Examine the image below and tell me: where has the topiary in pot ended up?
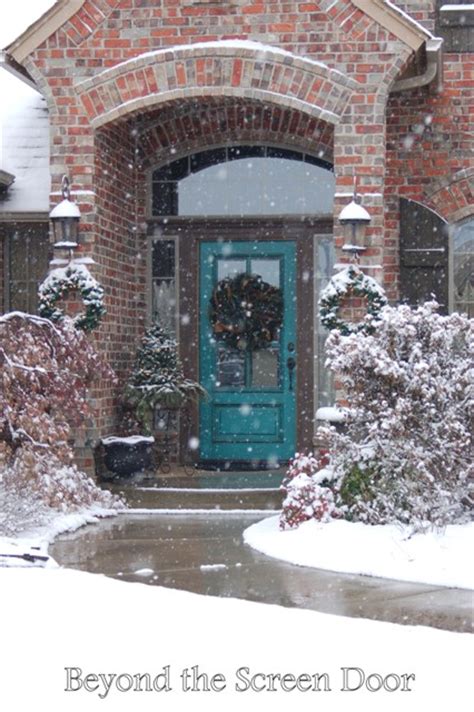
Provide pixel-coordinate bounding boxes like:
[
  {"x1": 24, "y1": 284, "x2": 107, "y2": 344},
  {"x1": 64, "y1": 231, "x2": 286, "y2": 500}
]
[{"x1": 124, "y1": 321, "x2": 206, "y2": 435}]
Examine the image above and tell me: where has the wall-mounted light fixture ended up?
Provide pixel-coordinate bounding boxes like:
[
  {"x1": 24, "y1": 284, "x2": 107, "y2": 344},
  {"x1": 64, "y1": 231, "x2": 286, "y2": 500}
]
[
  {"x1": 338, "y1": 182, "x2": 371, "y2": 262},
  {"x1": 50, "y1": 176, "x2": 81, "y2": 250}
]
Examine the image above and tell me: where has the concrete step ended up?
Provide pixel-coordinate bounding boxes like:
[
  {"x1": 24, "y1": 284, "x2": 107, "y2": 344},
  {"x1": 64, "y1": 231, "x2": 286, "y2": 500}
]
[
  {"x1": 100, "y1": 468, "x2": 286, "y2": 510},
  {"x1": 102, "y1": 482, "x2": 284, "y2": 511}
]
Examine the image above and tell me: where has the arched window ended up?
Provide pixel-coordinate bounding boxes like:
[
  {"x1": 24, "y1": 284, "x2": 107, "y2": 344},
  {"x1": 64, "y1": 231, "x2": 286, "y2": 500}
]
[
  {"x1": 151, "y1": 146, "x2": 334, "y2": 217},
  {"x1": 452, "y1": 217, "x2": 474, "y2": 317}
]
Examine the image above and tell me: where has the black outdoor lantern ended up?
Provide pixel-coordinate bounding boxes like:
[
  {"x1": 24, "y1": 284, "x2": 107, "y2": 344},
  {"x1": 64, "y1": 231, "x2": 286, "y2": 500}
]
[
  {"x1": 338, "y1": 181, "x2": 371, "y2": 262},
  {"x1": 50, "y1": 176, "x2": 81, "y2": 249}
]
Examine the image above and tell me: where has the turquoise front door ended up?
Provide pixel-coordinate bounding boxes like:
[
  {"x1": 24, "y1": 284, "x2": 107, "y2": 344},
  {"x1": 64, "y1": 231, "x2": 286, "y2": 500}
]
[{"x1": 199, "y1": 240, "x2": 296, "y2": 465}]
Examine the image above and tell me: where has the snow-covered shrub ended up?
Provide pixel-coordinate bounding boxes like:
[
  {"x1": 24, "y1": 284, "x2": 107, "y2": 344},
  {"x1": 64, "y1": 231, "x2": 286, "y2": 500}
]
[
  {"x1": 279, "y1": 452, "x2": 341, "y2": 530},
  {"x1": 321, "y1": 302, "x2": 473, "y2": 529},
  {"x1": 0, "y1": 312, "x2": 121, "y2": 511},
  {"x1": 1, "y1": 449, "x2": 120, "y2": 512},
  {"x1": 125, "y1": 321, "x2": 206, "y2": 433}
]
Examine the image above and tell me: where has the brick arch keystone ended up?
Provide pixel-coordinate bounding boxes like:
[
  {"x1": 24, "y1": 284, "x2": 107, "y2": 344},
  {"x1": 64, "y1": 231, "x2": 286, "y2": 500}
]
[{"x1": 75, "y1": 41, "x2": 360, "y2": 129}]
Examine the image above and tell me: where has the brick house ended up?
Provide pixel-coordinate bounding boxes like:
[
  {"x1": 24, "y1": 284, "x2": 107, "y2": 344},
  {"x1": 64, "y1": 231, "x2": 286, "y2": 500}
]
[{"x1": 0, "y1": 0, "x2": 472, "y2": 470}]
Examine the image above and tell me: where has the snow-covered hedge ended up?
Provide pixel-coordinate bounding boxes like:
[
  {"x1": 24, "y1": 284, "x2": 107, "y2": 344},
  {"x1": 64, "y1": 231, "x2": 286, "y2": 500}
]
[{"x1": 320, "y1": 302, "x2": 473, "y2": 529}]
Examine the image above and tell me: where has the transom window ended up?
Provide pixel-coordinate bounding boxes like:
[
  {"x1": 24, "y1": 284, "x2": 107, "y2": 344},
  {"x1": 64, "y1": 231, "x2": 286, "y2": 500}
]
[{"x1": 152, "y1": 146, "x2": 335, "y2": 217}]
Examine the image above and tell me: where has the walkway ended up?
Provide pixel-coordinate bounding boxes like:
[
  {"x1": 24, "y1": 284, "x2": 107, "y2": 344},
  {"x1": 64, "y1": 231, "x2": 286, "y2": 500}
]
[{"x1": 50, "y1": 512, "x2": 472, "y2": 633}]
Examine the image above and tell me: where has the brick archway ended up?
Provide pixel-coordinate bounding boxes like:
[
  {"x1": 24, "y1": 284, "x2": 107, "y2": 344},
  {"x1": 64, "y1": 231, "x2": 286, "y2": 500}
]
[
  {"x1": 426, "y1": 169, "x2": 474, "y2": 224},
  {"x1": 75, "y1": 40, "x2": 359, "y2": 129},
  {"x1": 133, "y1": 98, "x2": 335, "y2": 173}
]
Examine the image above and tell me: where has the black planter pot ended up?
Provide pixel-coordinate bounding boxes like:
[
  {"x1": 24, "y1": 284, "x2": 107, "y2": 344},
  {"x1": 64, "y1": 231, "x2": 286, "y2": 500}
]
[{"x1": 100, "y1": 436, "x2": 154, "y2": 478}]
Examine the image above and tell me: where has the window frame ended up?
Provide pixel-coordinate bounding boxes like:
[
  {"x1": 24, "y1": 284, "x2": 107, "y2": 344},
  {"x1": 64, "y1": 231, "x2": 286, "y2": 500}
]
[
  {"x1": 449, "y1": 215, "x2": 474, "y2": 317},
  {"x1": 148, "y1": 144, "x2": 334, "y2": 219},
  {"x1": 1, "y1": 219, "x2": 50, "y2": 315}
]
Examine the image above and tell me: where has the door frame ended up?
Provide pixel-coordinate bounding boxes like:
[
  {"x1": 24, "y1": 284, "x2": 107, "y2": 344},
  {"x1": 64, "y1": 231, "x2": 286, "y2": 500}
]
[{"x1": 149, "y1": 216, "x2": 332, "y2": 464}]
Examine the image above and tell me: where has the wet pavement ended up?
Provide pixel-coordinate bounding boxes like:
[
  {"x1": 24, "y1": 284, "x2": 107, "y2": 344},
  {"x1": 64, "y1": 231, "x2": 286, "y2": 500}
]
[{"x1": 50, "y1": 513, "x2": 473, "y2": 633}]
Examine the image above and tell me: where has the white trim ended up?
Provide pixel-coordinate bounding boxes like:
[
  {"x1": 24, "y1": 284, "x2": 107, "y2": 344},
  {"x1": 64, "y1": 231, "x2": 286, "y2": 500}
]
[
  {"x1": 6, "y1": 0, "x2": 86, "y2": 64},
  {"x1": 352, "y1": 0, "x2": 433, "y2": 50}
]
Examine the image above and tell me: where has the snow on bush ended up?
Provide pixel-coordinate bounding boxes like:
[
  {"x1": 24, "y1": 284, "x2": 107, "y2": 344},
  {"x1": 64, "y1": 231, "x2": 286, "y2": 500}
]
[
  {"x1": 280, "y1": 452, "x2": 341, "y2": 530},
  {"x1": 320, "y1": 302, "x2": 473, "y2": 529},
  {"x1": 125, "y1": 321, "x2": 206, "y2": 433},
  {"x1": 0, "y1": 312, "x2": 122, "y2": 513}
]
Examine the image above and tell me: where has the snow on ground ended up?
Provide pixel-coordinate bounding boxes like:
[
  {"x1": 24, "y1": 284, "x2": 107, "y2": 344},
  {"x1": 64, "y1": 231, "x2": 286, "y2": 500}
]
[
  {"x1": 244, "y1": 516, "x2": 474, "y2": 590},
  {"x1": 0, "y1": 564, "x2": 472, "y2": 712},
  {"x1": 0, "y1": 498, "x2": 123, "y2": 562}
]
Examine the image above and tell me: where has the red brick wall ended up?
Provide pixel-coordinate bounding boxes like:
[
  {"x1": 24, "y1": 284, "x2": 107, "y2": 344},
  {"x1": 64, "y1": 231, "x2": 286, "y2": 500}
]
[
  {"x1": 385, "y1": 50, "x2": 474, "y2": 298},
  {"x1": 16, "y1": 0, "x2": 472, "y2": 454}
]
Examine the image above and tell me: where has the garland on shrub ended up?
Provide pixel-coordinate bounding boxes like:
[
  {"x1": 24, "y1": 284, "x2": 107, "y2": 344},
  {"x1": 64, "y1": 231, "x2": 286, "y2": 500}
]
[
  {"x1": 209, "y1": 272, "x2": 283, "y2": 351},
  {"x1": 319, "y1": 265, "x2": 387, "y2": 336},
  {"x1": 38, "y1": 263, "x2": 106, "y2": 332}
]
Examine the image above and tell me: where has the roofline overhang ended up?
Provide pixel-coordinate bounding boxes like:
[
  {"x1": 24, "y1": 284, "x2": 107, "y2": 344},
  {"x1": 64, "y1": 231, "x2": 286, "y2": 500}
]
[
  {"x1": 0, "y1": 51, "x2": 38, "y2": 90},
  {"x1": 352, "y1": 0, "x2": 433, "y2": 51},
  {"x1": 0, "y1": 170, "x2": 16, "y2": 189},
  {"x1": 5, "y1": 0, "x2": 84, "y2": 64}
]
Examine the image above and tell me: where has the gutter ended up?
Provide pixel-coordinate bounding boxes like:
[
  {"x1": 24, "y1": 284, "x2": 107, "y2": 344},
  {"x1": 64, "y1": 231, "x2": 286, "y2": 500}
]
[
  {"x1": 0, "y1": 51, "x2": 38, "y2": 91},
  {"x1": 391, "y1": 38, "x2": 444, "y2": 94},
  {"x1": 0, "y1": 170, "x2": 15, "y2": 191}
]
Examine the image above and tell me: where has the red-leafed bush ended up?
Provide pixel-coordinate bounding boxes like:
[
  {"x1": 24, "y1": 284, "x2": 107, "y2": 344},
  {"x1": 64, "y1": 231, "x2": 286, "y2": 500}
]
[
  {"x1": 0, "y1": 312, "x2": 121, "y2": 512},
  {"x1": 279, "y1": 452, "x2": 341, "y2": 530}
]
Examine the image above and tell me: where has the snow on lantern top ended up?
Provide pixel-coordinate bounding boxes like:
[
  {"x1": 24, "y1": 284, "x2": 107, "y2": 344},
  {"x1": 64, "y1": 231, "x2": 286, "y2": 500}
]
[{"x1": 338, "y1": 199, "x2": 371, "y2": 225}]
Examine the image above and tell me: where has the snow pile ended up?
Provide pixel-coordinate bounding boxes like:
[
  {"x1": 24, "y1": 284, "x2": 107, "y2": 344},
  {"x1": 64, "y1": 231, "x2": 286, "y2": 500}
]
[
  {"x1": 0, "y1": 538, "x2": 56, "y2": 568},
  {"x1": 244, "y1": 516, "x2": 474, "y2": 590},
  {"x1": 1, "y1": 565, "x2": 472, "y2": 710}
]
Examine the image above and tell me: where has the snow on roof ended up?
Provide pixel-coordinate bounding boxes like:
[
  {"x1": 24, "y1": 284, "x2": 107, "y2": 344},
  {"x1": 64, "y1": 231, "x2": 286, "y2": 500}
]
[
  {"x1": 0, "y1": 68, "x2": 50, "y2": 214},
  {"x1": 440, "y1": 4, "x2": 474, "y2": 10}
]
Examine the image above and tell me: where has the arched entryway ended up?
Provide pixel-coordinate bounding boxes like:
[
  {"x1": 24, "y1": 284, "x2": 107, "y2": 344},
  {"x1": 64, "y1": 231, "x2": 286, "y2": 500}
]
[{"x1": 147, "y1": 144, "x2": 335, "y2": 468}]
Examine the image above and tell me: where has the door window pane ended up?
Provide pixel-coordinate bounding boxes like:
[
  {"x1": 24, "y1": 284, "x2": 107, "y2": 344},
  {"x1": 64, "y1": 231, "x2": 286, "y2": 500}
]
[
  {"x1": 251, "y1": 348, "x2": 279, "y2": 388},
  {"x1": 216, "y1": 346, "x2": 245, "y2": 388},
  {"x1": 251, "y1": 258, "x2": 280, "y2": 287},
  {"x1": 217, "y1": 258, "x2": 246, "y2": 281}
]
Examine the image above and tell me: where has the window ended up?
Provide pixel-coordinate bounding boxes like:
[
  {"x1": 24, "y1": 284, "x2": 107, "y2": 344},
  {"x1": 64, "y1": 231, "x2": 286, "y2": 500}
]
[
  {"x1": 152, "y1": 146, "x2": 335, "y2": 217},
  {"x1": 452, "y1": 218, "x2": 474, "y2": 317},
  {"x1": 315, "y1": 236, "x2": 335, "y2": 407},
  {"x1": 3, "y1": 224, "x2": 49, "y2": 314},
  {"x1": 436, "y1": 1, "x2": 474, "y2": 52},
  {"x1": 151, "y1": 237, "x2": 177, "y2": 335}
]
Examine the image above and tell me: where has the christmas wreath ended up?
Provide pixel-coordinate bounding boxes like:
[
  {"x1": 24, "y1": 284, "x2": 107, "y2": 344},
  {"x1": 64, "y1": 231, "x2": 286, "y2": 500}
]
[
  {"x1": 38, "y1": 263, "x2": 106, "y2": 332},
  {"x1": 319, "y1": 265, "x2": 387, "y2": 336},
  {"x1": 209, "y1": 272, "x2": 283, "y2": 351}
]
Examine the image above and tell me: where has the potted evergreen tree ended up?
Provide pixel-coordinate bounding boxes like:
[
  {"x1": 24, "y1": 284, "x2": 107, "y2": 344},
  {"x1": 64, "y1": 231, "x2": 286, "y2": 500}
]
[{"x1": 100, "y1": 322, "x2": 205, "y2": 477}]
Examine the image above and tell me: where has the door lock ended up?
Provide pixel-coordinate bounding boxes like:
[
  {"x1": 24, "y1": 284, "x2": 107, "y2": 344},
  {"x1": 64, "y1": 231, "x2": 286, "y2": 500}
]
[{"x1": 287, "y1": 356, "x2": 296, "y2": 391}]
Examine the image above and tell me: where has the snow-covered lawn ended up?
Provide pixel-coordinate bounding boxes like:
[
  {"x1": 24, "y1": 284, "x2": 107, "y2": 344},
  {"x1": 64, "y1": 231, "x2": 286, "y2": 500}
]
[
  {"x1": 0, "y1": 564, "x2": 472, "y2": 712},
  {"x1": 244, "y1": 516, "x2": 474, "y2": 590}
]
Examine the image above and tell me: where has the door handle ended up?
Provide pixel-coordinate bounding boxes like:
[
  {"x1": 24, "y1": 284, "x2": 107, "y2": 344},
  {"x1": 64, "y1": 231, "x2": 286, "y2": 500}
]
[{"x1": 287, "y1": 356, "x2": 296, "y2": 391}]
